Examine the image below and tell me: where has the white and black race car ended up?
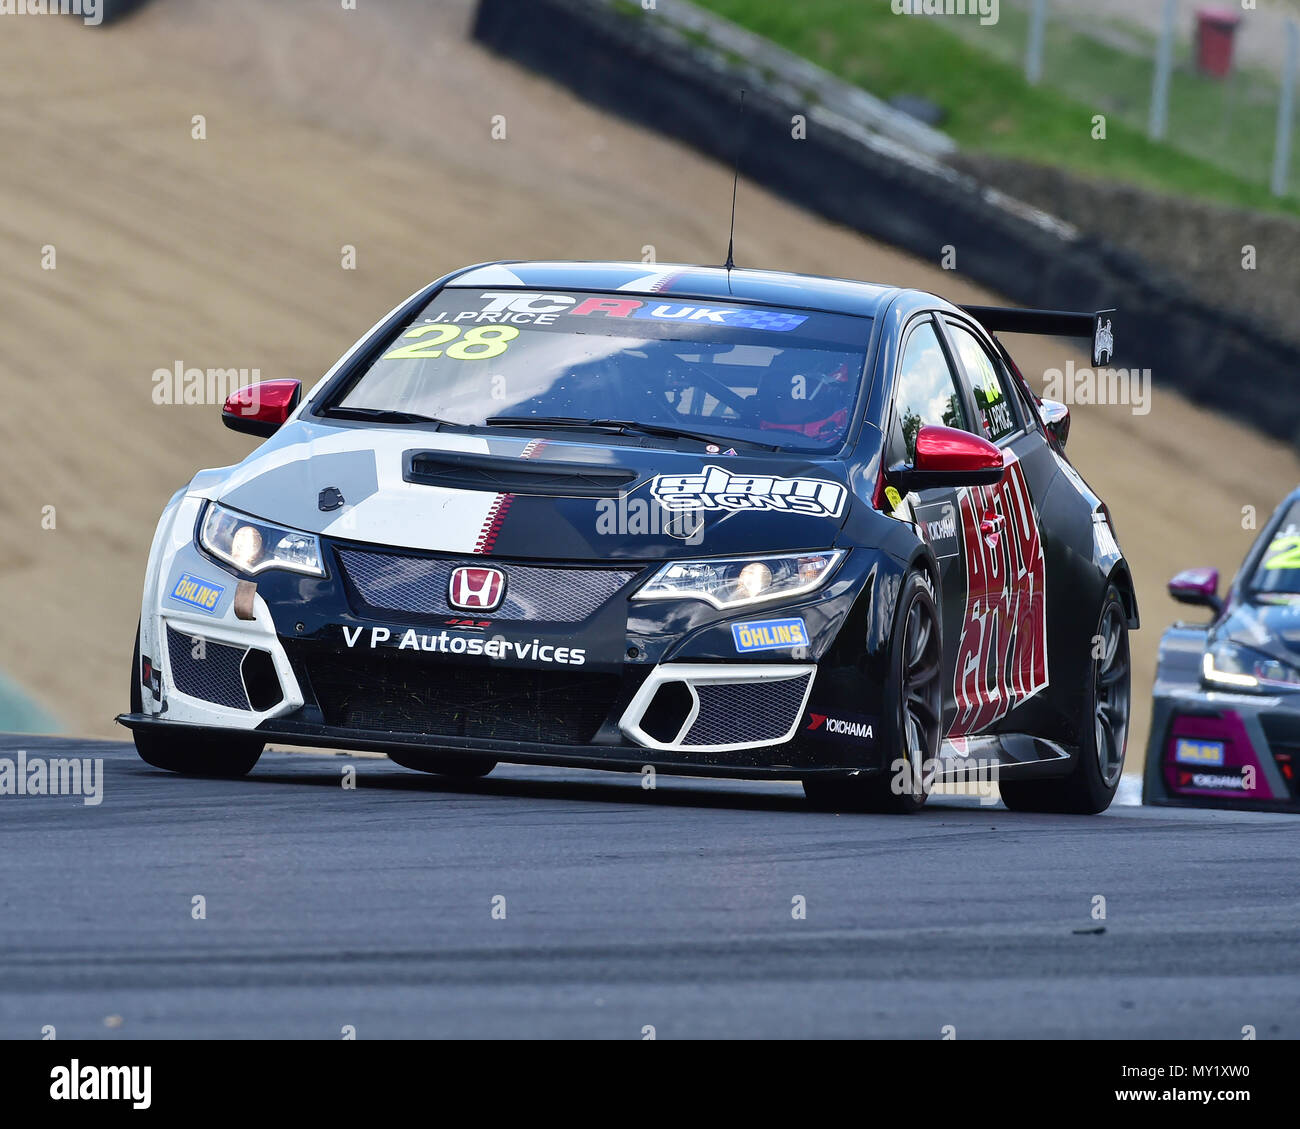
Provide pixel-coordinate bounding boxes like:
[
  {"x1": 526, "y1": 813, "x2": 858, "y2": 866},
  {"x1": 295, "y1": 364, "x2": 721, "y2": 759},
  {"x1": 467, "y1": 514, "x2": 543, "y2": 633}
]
[{"x1": 120, "y1": 261, "x2": 1137, "y2": 813}]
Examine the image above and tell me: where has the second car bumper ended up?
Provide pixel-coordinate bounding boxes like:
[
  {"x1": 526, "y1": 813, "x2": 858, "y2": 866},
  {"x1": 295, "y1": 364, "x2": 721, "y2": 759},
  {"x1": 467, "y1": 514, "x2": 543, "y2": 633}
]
[{"x1": 1142, "y1": 690, "x2": 1300, "y2": 811}]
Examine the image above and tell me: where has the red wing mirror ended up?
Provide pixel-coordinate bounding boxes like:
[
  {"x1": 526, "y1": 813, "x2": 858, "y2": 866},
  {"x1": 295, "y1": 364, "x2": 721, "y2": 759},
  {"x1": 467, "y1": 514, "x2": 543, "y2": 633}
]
[
  {"x1": 221, "y1": 380, "x2": 302, "y2": 438},
  {"x1": 1168, "y1": 567, "x2": 1223, "y2": 614},
  {"x1": 891, "y1": 424, "x2": 1005, "y2": 495}
]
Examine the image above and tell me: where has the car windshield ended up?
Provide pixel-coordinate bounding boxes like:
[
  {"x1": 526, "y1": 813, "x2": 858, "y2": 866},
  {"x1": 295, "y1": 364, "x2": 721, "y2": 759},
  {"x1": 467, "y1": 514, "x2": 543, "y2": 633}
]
[
  {"x1": 331, "y1": 288, "x2": 871, "y2": 453},
  {"x1": 1251, "y1": 501, "x2": 1300, "y2": 595}
]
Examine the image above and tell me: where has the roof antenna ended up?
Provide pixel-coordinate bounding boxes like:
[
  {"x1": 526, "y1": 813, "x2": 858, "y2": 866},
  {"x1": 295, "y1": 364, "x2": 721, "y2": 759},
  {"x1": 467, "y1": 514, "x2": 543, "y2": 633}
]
[{"x1": 723, "y1": 89, "x2": 746, "y2": 276}]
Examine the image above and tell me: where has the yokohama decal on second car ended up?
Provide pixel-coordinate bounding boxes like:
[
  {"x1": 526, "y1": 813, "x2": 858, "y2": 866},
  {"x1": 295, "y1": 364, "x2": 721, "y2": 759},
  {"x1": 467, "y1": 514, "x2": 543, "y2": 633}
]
[{"x1": 951, "y1": 457, "x2": 1048, "y2": 735}]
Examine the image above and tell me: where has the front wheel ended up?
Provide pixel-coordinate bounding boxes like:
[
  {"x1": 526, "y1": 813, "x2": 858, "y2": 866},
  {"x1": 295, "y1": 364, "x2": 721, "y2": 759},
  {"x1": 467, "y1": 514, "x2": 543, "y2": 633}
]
[
  {"x1": 1000, "y1": 583, "x2": 1130, "y2": 814},
  {"x1": 803, "y1": 569, "x2": 942, "y2": 814}
]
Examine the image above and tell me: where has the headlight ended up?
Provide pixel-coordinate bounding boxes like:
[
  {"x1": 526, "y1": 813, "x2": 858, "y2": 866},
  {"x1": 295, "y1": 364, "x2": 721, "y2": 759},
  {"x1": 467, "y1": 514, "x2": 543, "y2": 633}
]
[
  {"x1": 1202, "y1": 641, "x2": 1300, "y2": 691},
  {"x1": 634, "y1": 551, "x2": 843, "y2": 609},
  {"x1": 199, "y1": 503, "x2": 324, "y2": 577}
]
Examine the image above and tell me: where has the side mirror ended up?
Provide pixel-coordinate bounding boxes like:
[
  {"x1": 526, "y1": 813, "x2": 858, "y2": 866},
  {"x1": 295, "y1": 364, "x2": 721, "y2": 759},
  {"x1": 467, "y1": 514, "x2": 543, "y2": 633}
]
[
  {"x1": 890, "y1": 424, "x2": 1005, "y2": 495},
  {"x1": 222, "y1": 380, "x2": 301, "y2": 438},
  {"x1": 1038, "y1": 398, "x2": 1071, "y2": 448},
  {"x1": 1168, "y1": 567, "x2": 1223, "y2": 615}
]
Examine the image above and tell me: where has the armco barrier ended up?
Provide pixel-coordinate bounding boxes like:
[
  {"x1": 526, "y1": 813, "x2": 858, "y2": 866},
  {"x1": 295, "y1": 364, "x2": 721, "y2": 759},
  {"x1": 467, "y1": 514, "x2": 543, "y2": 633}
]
[{"x1": 472, "y1": 0, "x2": 1300, "y2": 443}]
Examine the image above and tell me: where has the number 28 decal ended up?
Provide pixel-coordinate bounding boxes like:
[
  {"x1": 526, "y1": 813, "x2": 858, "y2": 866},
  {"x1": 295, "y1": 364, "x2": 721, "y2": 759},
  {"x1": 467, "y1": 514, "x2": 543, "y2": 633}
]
[{"x1": 382, "y1": 324, "x2": 519, "y2": 361}]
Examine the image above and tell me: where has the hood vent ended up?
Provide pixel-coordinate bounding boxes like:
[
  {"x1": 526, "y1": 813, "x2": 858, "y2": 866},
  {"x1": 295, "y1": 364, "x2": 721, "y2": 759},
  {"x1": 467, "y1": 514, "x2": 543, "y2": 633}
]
[{"x1": 404, "y1": 450, "x2": 638, "y2": 498}]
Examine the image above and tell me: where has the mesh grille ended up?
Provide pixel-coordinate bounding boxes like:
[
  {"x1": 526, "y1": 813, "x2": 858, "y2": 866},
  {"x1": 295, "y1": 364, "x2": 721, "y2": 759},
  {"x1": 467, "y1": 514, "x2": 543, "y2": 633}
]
[
  {"x1": 290, "y1": 645, "x2": 621, "y2": 745},
  {"x1": 166, "y1": 625, "x2": 249, "y2": 710},
  {"x1": 337, "y1": 549, "x2": 639, "y2": 622},
  {"x1": 682, "y1": 674, "x2": 811, "y2": 747}
]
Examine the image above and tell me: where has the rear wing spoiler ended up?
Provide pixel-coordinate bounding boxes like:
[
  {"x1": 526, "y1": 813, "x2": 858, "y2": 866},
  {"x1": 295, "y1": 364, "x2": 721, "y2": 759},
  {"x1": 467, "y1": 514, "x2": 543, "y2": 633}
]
[{"x1": 961, "y1": 305, "x2": 1116, "y2": 367}]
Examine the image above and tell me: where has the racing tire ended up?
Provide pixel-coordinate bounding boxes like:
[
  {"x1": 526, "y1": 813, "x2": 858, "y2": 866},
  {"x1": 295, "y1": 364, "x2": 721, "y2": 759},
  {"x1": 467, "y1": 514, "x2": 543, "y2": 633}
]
[
  {"x1": 387, "y1": 750, "x2": 497, "y2": 778},
  {"x1": 1000, "y1": 583, "x2": 1130, "y2": 815},
  {"x1": 130, "y1": 624, "x2": 264, "y2": 777},
  {"x1": 803, "y1": 569, "x2": 942, "y2": 814}
]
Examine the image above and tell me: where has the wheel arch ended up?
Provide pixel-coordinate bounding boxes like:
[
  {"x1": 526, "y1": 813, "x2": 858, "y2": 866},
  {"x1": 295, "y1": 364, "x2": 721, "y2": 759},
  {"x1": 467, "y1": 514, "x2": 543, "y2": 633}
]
[
  {"x1": 817, "y1": 545, "x2": 932, "y2": 683},
  {"x1": 903, "y1": 543, "x2": 941, "y2": 591},
  {"x1": 1107, "y1": 560, "x2": 1140, "y2": 630}
]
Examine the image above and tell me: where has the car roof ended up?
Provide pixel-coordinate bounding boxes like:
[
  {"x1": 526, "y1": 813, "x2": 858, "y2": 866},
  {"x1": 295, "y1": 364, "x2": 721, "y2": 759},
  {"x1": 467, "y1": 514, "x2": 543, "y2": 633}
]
[{"x1": 444, "y1": 260, "x2": 904, "y2": 318}]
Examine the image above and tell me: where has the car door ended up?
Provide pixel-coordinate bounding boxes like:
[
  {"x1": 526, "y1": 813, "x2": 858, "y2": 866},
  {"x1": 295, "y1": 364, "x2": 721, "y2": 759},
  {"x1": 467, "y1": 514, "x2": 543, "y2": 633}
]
[
  {"x1": 884, "y1": 315, "x2": 982, "y2": 733},
  {"x1": 939, "y1": 317, "x2": 1057, "y2": 737}
]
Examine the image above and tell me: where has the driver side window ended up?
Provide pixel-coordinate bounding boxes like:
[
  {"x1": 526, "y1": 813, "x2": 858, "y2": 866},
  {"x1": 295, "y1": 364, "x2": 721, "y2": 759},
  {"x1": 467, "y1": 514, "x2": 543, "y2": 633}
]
[
  {"x1": 892, "y1": 320, "x2": 969, "y2": 463},
  {"x1": 947, "y1": 322, "x2": 1020, "y2": 443}
]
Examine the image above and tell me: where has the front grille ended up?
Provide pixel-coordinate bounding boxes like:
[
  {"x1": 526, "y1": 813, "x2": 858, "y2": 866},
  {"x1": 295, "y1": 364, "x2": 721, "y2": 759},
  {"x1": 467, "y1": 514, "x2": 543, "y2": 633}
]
[
  {"x1": 166, "y1": 625, "x2": 249, "y2": 710},
  {"x1": 292, "y1": 645, "x2": 621, "y2": 744},
  {"x1": 336, "y1": 548, "x2": 639, "y2": 623},
  {"x1": 681, "y1": 673, "x2": 811, "y2": 747}
]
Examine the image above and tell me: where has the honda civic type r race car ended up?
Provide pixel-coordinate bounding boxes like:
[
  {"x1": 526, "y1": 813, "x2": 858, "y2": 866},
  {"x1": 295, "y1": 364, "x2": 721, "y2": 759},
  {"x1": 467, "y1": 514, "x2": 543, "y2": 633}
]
[
  {"x1": 119, "y1": 261, "x2": 1138, "y2": 814},
  {"x1": 1143, "y1": 488, "x2": 1300, "y2": 812}
]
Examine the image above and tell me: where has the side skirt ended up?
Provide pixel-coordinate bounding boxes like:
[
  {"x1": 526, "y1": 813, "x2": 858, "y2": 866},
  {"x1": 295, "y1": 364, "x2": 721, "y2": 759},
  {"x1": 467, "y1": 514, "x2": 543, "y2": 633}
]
[{"x1": 935, "y1": 732, "x2": 1075, "y2": 784}]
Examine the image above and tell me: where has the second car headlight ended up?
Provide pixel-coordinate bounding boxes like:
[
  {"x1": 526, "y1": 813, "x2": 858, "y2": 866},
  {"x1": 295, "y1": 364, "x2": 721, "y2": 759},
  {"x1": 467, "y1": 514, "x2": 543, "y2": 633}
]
[
  {"x1": 1202, "y1": 641, "x2": 1300, "y2": 691},
  {"x1": 634, "y1": 551, "x2": 843, "y2": 609},
  {"x1": 199, "y1": 502, "x2": 324, "y2": 577}
]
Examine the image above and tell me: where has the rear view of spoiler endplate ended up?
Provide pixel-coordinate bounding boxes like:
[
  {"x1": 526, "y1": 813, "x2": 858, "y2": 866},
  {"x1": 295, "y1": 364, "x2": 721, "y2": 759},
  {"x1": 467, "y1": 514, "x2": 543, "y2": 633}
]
[{"x1": 961, "y1": 305, "x2": 1116, "y2": 367}]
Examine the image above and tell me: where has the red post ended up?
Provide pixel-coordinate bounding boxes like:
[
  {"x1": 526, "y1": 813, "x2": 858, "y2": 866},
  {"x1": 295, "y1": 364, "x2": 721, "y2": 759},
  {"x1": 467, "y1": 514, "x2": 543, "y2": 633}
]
[{"x1": 1195, "y1": 7, "x2": 1242, "y2": 79}]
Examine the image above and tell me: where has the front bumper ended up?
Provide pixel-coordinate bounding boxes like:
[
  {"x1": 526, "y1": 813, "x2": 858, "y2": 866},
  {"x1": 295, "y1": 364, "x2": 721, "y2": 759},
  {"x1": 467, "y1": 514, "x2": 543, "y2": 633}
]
[
  {"x1": 1142, "y1": 688, "x2": 1300, "y2": 812},
  {"x1": 116, "y1": 711, "x2": 868, "y2": 779},
  {"x1": 127, "y1": 512, "x2": 888, "y2": 776}
]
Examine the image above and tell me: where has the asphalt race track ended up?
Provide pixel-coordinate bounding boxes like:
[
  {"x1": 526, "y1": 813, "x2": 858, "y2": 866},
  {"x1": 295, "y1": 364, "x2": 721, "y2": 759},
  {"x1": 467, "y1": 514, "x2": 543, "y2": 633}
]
[{"x1": 2, "y1": 736, "x2": 1296, "y2": 1040}]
